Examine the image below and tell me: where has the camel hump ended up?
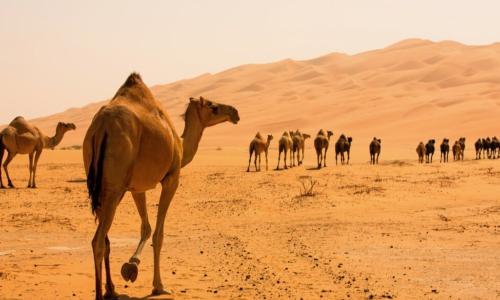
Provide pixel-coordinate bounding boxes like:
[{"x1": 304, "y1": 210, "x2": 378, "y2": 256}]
[
  {"x1": 255, "y1": 132, "x2": 263, "y2": 139},
  {"x1": 123, "y1": 72, "x2": 143, "y2": 87}
]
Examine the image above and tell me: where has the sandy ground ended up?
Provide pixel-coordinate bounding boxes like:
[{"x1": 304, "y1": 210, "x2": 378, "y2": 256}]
[{"x1": 0, "y1": 148, "x2": 499, "y2": 300}]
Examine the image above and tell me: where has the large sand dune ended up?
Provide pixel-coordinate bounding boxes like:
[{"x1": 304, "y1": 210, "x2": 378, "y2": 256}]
[{"x1": 19, "y1": 39, "x2": 500, "y2": 155}]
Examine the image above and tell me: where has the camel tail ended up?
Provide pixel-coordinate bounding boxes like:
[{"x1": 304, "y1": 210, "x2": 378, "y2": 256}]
[{"x1": 87, "y1": 133, "x2": 108, "y2": 215}]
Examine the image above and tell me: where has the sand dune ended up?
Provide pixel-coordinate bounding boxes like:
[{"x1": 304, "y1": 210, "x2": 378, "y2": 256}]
[{"x1": 5, "y1": 38, "x2": 500, "y2": 158}]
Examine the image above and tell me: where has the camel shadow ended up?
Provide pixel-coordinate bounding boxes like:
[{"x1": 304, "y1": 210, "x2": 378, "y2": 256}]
[
  {"x1": 117, "y1": 293, "x2": 174, "y2": 300},
  {"x1": 306, "y1": 166, "x2": 321, "y2": 171}
]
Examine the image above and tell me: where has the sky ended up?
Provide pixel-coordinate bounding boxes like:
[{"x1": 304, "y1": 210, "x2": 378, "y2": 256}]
[{"x1": 1, "y1": 0, "x2": 500, "y2": 123}]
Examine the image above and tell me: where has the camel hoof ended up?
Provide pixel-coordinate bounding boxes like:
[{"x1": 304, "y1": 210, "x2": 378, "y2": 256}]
[
  {"x1": 103, "y1": 290, "x2": 119, "y2": 299},
  {"x1": 121, "y1": 262, "x2": 138, "y2": 282},
  {"x1": 152, "y1": 288, "x2": 173, "y2": 296},
  {"x1": 8, "y1": 183, "x2": 14, "y2": 188}
]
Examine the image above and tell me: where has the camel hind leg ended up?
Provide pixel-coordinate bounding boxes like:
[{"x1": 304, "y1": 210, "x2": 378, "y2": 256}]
[
  {"x1": 323, "y1": 146, "x2": 328, "y2": 167},
  {"x1": 247, "y1": 148, "x2": 253, "y2": 172},
  {"x1": 92, "y1": 188, "x2": 125, "y2": 300},
  {"x1": 276, "y1": 149, "x2": 282, "y2": 170},
  {"x1": 121, "y1": 192, "x2": 151, "y2": 284}
]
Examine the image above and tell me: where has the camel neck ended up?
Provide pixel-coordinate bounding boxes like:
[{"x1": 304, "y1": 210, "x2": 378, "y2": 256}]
[
  {"x1": 43, "y1": 129, "x2": 64, "y2": 149},
  {"x1": 180, "y1": 104, "x2": 204, "y2": 167}
]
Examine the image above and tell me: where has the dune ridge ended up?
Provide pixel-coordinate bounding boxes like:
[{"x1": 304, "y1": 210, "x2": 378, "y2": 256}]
[{"x1": 13, "y1": 38, "x2": 500, "y2": 152}]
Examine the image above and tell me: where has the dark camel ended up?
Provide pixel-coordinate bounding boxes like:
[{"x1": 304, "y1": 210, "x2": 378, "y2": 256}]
[
  {"x1": 369, "y1": 137, "x2": 381, "y2": 165},
  {"x1": 440, "y1": 138, "x2": 449, "y2": 163},
  {"x1": 335, "y1": 134, "x2": 353, "y2": 165},
  {"x1": 425, "y1": 139, "x2": 436, "y2": 163}
]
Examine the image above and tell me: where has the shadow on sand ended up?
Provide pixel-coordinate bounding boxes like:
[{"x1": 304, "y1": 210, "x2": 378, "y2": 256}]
[{"x1": 117, "y1": 293, "x2": 174, "y2": 300}]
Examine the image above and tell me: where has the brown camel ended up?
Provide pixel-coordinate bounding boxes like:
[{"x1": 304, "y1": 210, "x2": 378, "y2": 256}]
[
  {"x1": 292, "y1": 130, "x2": 310, "y2": 166},
  {"x1": 369, "y1": 137, "x2": 381, "y2": 164},
  {"x1": 247, "y1": 133, "x2": 273, "y2": 172},
  {"x1": 83, "y1": 73, "x2": 239, "y2": 299},
  {"x1": 458, "y1": 137, "x2": 466, "y2": 160},
  {"x1": 0, "y1": 116, "x2": 75, "y2": 188},
  {"x1": 276, "y1": 131, "x2": 293, "y2": 170},
  {"x1": 416, "y1": 142, "x2": 425, "y2": 163},
  {"x1": 314, "y1": 129, "x2": 333, "y2": 169},
  {"x1": 452, "y1": 141, "x2": 463, "y2": 161},
  {"x1": 335, "y1": 134, "x2": 353, "y2": 165}
]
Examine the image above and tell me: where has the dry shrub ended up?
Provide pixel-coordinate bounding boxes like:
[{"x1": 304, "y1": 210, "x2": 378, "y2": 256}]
[{"x1": 297, "y1": 176, "x2": 318, "y2": 197}]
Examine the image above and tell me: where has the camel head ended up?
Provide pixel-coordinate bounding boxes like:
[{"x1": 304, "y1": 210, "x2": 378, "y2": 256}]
[
  {"x1": 327, "y1": 131, "x2": 333, "y2": 138},
  {"x1": 303, "y1": 133, "x2": 311, "y2": 140},
  {"x1": 348, "y1": 136, "x2": 353, "y2": 144},
  {"x1": 188, "y1": 96, "x2": 239, "y2": 127},
  {"x1": 56, "y1": 122, "x2": 77, "y2": 134},
  {"x1": 289, "y1": 130, "x2": 295, "y2": 138},
  {"x1": 267, "y1": 134, "x2": 274, "y2": 142},
  {"x1": 377, "y1": 139, "x2": 381, "y2": 144},
  {"x1": 443, "y1": 138, "x2": 449, "y2": 144}
]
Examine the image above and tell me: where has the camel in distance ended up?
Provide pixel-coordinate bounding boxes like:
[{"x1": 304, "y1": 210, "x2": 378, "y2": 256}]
[
  {"x1": 335, "y1": 134, "x2": 353, "y2": 165},
  {"x1": 369, "y1": 137, "x2": 381, "y2": 164},
  {"x1": 440, "y1": 138, "x2": 450, "y2": 163},
  {"x1": 247, "y1": 133, "x2": 273, "y2": 172},
  {"x1": 314, "y1": 130, "x2": 333, "y2": 169},
  {"x1": 276, "y1": 131, "x2": 293, "y2": 170},
  {"x1": 0, "y1": 117, "x2": 75, "y2": 188},
  {"x1": 83, "y1": 73, "x2": 239, "y2": 299}
]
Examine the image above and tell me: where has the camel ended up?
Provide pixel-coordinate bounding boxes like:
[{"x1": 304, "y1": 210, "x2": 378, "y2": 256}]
[
  {"x1": 314, "y1": 129, "x2": 333, "y2": 169},
  {"x1": 490, "y1": 136, "x2": 499, "y2": 159},
  {"x1": 369, "y1": 137, "x2": 381, "y2": 165},
  {"x1": 292, "y1": 130, "x2": 310, "y2": 166},
  {"x1": 440, "y1": 138, "x2": 450, "y2": 163},
  {"x1": 452, "y1": 141, "x2": 463, "y2": 161},
  {"x1": 482, "y1": 137, "x2": 491, "y2": 159},
  {"x1": 0, "y1": 117, "x2": 75, "y2": 188},
  {"x1": 247, "y1": 133, "x2": 273, "y2": 172},
  {"x1": 416, "y1": 142, "x2": 425, "y2": 163},
  {"x1": 458, "y1": 137, "x2": 466, "y2": 160},
  {"x1": 475, "y1": 138, "x2": 483, "y2": 159},
  {"x1": 276, "y1": 131, "x2": 293, "y2": 170},
  {"x1": 425, "y1": 139, "x2": 436, "y2": 163},
  {"x1": 83, "y1": 73, "x2": 239, "y2": 299},
  {"x1": 335, "y1": 134, "x2": 353, "y2": 165}
]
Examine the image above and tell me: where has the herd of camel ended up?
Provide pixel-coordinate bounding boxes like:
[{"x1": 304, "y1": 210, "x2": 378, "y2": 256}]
[
  {"x1": 247, "y1": 130, "x2": 359, "y2": 171},
  {"x1": 416, "y1": 137, "x2": 500, "y2": 164},
  {"x1": 0, "y1": 72, "x2": 499, "y2": 299}
]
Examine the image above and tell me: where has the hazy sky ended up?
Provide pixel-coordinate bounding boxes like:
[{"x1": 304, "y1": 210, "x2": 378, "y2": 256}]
[{"x1": 1, "y1": 0, "x2": 500, "y2": 123}]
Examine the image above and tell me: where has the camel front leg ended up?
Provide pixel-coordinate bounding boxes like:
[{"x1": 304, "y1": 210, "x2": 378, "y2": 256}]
[
  {"x1": 284, "y1": 149, "x2": 288, "y2": 169},
  {"x1": 121, "y1": 192, "x2": 151, "y2": 283},
  {"x1": 258, "y1": 153, "x2": 262, "y2": 172},
  {"x1": 28, "y1": 153, "x2": 34, "y2": 188},
  {"x1": 3, "y1": 151, "x2": 16, "y2": 188},
  {"x1": 152, "y1": 171, "x2": 180, "y2": 295},
  {"x1": 31, "y1": 150, "x2": 42, "y2": 188},
  {"x1": 265, "y1": 150, "x2": 269, "y2": 171},
  {"x1": 347, "y1": 150, "x2": 350, "y2": 165}
]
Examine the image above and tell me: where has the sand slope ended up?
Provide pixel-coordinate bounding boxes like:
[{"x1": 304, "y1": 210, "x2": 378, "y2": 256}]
[{"x1": 16, "y1": 38, "x2": 500, "y2": 153}]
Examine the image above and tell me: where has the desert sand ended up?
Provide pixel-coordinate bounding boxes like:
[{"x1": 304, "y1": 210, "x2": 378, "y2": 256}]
[
  {"x1": 1, "y1": 39, "x2": 500, "y2": 299},
  {"x1": 0, "y1": 146, "x2": 499, "y2": 299}
]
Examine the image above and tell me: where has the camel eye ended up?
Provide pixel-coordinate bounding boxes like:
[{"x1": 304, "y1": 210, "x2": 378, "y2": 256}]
[{"x1": 211, "y1": 106, "x2": 219, "y2": 114}]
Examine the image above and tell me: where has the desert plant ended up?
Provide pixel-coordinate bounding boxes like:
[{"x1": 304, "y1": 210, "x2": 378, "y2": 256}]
[{"x1": 297, "y1": 176, "x2": 318, "y2": 197}]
